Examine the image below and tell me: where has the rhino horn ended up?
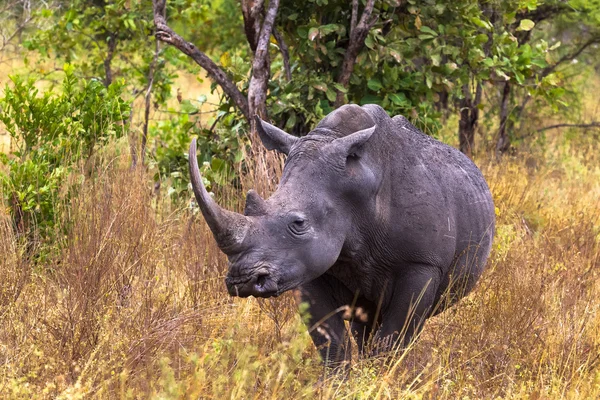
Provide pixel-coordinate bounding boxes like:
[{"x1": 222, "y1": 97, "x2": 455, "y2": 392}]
[
  {"x1": 189, "y1": 139, "x2": 249, "y2": 252},
  {"x1": 244, "y1": 189, "x2": 268, "y2": 216}
]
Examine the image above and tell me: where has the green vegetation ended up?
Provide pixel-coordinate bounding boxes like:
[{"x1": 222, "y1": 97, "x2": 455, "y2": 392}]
[{"x1": 0, "y1": 0, "x2": 599, "y2": 398}]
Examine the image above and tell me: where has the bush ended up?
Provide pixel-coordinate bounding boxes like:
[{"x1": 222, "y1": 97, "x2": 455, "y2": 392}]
[{"x1": 0, "y1": 65, "x2": 129, "y2": 246}]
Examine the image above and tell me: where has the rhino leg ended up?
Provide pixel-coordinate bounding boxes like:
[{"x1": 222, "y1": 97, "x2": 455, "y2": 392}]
[
  {"x1": 371, "y1": 266, "x2": 442, "y2": 355},
  {"x1": 299, "y1": 275, "x2": 354, "y2": 367}
]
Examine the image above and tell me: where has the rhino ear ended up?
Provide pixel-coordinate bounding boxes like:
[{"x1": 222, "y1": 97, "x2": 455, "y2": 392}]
[
  {"x1": 254, "y1": 115, "x2": 299, "y2": 155},
  {"x1": 327, "y1": 125, "x2": 376, "y2": 159}
]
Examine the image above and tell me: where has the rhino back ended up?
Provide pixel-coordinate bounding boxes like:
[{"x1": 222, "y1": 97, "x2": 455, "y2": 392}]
[{"x1": 358, "y1": 106, "x2": 494, "y2": 285}]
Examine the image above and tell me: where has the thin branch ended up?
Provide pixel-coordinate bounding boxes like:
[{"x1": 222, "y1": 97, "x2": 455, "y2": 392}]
[
  {"x1": 335, "y1": 0, "x2": 377, "y2": 107},
  {"x1": 537, "y1": 122, "x2": 600, "y2": 132},
  {"x1": 541, "y1": 37, "x2": 600, "y2": 77},
  {"x1": 247, "y1": 0, "x2": 280, "y2": 120},
  {"x1": 152, "y1": 0, "x2": 250, "y2": 120},
  {"x1": 518, "y1": 3, "x2": 571, "y2": 24},
  {"x1": 272, "y1": 27, "x2": 291, "y2": 81},
  {"x1": 0, "y1": 15, "x2": 33, "y2": 52}
]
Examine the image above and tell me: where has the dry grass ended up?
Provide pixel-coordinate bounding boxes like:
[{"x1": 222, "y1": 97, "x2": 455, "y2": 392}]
[{"x1": 0, "y1": 124, "x2": 598, "y2": 399}]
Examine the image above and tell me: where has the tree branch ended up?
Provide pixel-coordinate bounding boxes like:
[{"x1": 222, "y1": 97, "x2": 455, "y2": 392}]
[
  {"x1": 350, "y1": 0, "x2": 358, "y2": 35},
  {"x1": 272, "y1": 27, "x2": 291, "y2": 81},
  {"x1": 335, "y1": 0, "x2": 377, "y2": 107},
  {"x1": 537, "y1": 122, "x2": 600, "y2": 132},
  {"x1": 152, "y1": 0, "x2": 250, "y2": 120},
  {"x1": 0, "y1": 14, "x2": 33, "y2": 53},
  {"x1": 241, "y1": 0, "x2": 264, "y2": 52},
  {"x1": 541, "y1": 36, "x2": 600, "y2": 78},
  {"x1": 247, "y1": 0, "x2": 280, "y2": 121}
]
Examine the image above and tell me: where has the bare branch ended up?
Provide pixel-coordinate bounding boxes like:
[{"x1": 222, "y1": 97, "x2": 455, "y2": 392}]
[
  {"x1": 335, "y1": 0, "x2": 377, "y2": 107},
  {"x1": 272, "y1": 27, "x2": 291, "y2": 81},
  {"x1": 0, "y1": 15, "x2": 33, "y2": 53},
  {"x1": 541, "y1": 36, "x2": 600, "y2": 77},
  {"x1": 247, "y1": 0, "x2": 280, "y2": 121},
  {"x1": 152, "y1": 0, "x2": 250, "y2": 120},
  {"x1": 537, "y1": 122, "x2": 600, "y2": 132}
]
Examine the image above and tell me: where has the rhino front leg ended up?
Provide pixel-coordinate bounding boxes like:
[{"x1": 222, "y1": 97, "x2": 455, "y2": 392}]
[
  {"x1": 298, "y1": 275, "x2": 353, "y2": 367},
  {"x1": 371, "y1": 266, "x2": 442, "y2": 355}
]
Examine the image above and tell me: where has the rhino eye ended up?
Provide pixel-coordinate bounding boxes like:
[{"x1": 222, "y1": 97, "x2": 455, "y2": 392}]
[{"x1": 288, "y1": 218, "x2": 308, "y2": 236}]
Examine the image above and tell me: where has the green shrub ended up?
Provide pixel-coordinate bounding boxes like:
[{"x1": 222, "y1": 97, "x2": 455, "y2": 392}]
[{"x1": 0, "y1": 65, "x2": 129, "y2": 245}]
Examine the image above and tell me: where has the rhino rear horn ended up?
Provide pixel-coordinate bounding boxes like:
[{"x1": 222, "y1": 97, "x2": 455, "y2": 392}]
[
  {"x1": 254, "y1": 115, "x2": 299, "y2": 155},
  {"x1": 189, "y1": 139, "x2": 249, "y2": 252},
  {"x1": 244, "y1": 189, "x2": 268, "y2": 216}
]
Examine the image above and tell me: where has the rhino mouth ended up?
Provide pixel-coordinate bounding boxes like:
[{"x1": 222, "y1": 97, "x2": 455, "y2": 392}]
[{"x1": 225, "y1": 267, "x2": 279, "y2": 298}]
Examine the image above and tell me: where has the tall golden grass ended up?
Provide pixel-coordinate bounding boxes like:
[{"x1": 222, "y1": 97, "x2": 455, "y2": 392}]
[{"x1": 0, "y1": 124, "x2": 598, "y2": 398}]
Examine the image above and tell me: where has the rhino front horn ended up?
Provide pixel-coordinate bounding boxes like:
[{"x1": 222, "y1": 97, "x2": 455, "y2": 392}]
[{"x1": 189, "y1": 139, "x2": 249, "y2": 252}]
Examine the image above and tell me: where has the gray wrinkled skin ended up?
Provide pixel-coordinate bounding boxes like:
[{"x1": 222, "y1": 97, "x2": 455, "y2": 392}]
[{"x1": 189, "y1": 104, "x2": 495, "y2": 365}]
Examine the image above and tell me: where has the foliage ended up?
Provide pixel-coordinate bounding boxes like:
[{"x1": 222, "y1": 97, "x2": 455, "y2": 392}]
[
  {"x1": 270, "y1": 0, "x2": 576, "y2": 137},
  {"x1": 149, "y1": 101, "x2": 247, "y2": 201},
  {"x1": 0, "y1": 65, "x2": 129, "y2": 240},
  {"x1": 24, "y1": 0, "x2": 172, "y2": 97}
]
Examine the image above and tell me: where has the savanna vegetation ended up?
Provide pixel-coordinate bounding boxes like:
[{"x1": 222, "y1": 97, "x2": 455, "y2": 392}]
[{"x1": 0, "y1": 0, "x2": 599, "y2": 398}]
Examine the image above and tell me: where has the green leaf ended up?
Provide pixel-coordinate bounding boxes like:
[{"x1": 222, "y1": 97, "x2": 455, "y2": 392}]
[
  {"x1": 326, "y1": 88, "x2": 337, "y2": 102},
  {"x1": 333, "y1": 83, "x2": 348, "y2": 93},
  {"x1": 367, "y1": 78, "x2": 383, "y2": 91},
  {"x1": 180, "y1": 100, "x2": 199, "y2": 114},
  {"x1": 419, "y1": 26, "x2": 438, "y2": 37},
  {"x1": 475, "y1": 34, "x2": 489, "y2": 45},
  {"x1": 389, "y1": 93, "x2": 409, "y2": 106},
  {"x1": 516, "y1": 19, "x2": 535, "y2": 32},
  {"x1": 470, "y1": 17, "x2": 492, "y2": 31},
  {"x1": 308, "y1": 27, "x2": 319, "y2": 41},
  {"x1": 319, "y1": 24, "x2": 339, "y2": 36},
  {"x1": 549, "y1": 41, "x2": 561, "y2": 51}
]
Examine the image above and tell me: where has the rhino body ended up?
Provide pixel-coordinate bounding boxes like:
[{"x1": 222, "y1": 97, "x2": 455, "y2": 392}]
[{"x1": 189, "y1": 104, "x2": 495, "y2": 364}]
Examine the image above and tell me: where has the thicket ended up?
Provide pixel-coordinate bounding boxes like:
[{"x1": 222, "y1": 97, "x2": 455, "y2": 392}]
[{"x1": 0, "y1": 0, "x2": 599, "y2": 398}]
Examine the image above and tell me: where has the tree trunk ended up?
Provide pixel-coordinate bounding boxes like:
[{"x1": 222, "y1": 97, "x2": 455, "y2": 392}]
[
  {"x1": 496, "y1": 81, "x2": 511, "y2": 156},
  {"x1": 458, "y1": 83, "x2": 481, "y2": 157}
]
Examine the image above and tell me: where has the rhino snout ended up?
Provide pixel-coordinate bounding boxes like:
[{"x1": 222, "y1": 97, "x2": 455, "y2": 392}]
[{"x1": 225, "y1": 268, "x2": 278, "y2": 298}]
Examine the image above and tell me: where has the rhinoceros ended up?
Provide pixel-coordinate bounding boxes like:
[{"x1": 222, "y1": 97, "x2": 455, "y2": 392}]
[{"x1": 188, "y1": 104, "x2": 495, "y2": 365}]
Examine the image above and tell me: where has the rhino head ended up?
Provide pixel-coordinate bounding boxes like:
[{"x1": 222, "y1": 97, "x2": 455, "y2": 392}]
[{"x1": 189, "y1": 105, "x2": 378, "y2": 298}]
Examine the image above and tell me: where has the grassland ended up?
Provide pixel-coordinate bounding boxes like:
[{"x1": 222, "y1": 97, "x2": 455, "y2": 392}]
[{"x1": 1, "y1": 63, "x2": 599, "y2": 398}]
